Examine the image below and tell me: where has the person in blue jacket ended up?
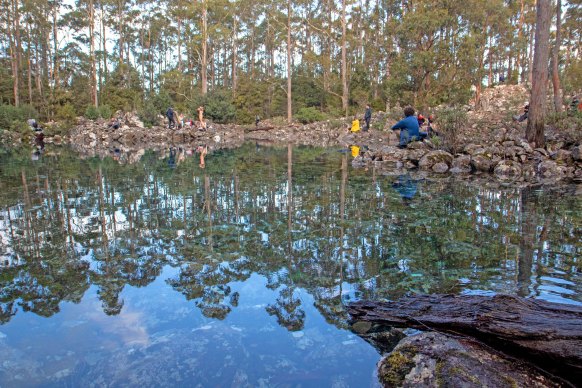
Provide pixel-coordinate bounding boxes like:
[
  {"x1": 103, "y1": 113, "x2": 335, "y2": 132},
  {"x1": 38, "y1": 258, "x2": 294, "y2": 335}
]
[{"x1": 391, "y1": 106, "x2": 426, "y2": 148}]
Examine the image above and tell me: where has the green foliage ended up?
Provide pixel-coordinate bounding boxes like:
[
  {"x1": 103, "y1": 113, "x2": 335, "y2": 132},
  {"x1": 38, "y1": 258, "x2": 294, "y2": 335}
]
[
  {"x1": 434, "y1": 107, "x2": 467, "y2": 154},
  {"x1": 139, "y1": 99, "x2": 159, "y2": 128},
  {"x1": 56, "y1": 103, "x2": 77, "y2": 123},
  {"x1": 85, "y1": 105, "x2": 100, "y2": 120},
  {"x1": 192, "y1": 89, "x2": 236, "y2": 124},
  {"x1": 234, "y1": 76, "x2": 269, "y2": 124},
  {"x1": 101, "y1": 64, "x2": 143, "y2": 112},
  {"x1": 546, "y1": 111, "x2": 582, "y2": 144},
  {"x1": 295, "y1": 107, "x2": 326, "y2": 124},
  {"x1": 98, "y1": 105, "x2": 113, "y2": 120},
  {"x1": 0, "y1": 104, "x2": 38, "y2": 131}
]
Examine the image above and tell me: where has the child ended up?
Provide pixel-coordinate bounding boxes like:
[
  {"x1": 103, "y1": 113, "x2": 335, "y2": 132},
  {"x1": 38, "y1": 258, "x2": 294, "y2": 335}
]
[{"x1": 351, "y1": 116, "x2": 360, "y2": 133}]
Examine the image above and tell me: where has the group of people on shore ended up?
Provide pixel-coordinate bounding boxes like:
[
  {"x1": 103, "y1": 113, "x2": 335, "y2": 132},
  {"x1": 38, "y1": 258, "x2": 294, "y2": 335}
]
[
  {"x1": 166, "y1": 106, "x2": 207, "y2": 130},
  {"x1": 351, "y1": 105, "x2": 437, "y2": 148}
]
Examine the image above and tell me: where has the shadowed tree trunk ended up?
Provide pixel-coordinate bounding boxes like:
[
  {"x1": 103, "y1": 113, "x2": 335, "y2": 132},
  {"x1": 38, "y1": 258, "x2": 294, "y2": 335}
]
[
  {"x1": 526, "y1": 0, "x2": 552, "y2": 147},
  {"x1": 551, "y1": 0, "x2": 563, "y2": 113}
]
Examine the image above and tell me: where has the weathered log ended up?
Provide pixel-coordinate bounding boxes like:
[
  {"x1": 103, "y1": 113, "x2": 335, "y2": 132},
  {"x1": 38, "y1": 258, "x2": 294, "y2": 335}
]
[
  {"x1": 348, "y1": 294, "x2": 582, "y2": 383},
  {"x1": 244, "y1": 126, "x2": 275, "y2": 132}
]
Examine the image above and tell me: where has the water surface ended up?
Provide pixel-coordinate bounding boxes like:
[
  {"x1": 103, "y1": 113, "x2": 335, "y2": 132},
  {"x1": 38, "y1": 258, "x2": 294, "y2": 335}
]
[{"x1": 0, "y1": 144, "x2": 580, "y2": 386}]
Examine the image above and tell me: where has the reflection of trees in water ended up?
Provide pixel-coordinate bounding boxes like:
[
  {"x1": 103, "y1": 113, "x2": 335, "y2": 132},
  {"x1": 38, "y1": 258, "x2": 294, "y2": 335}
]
[{"x1": 0, "y1": 145, "x2": 580, "y2": 328}]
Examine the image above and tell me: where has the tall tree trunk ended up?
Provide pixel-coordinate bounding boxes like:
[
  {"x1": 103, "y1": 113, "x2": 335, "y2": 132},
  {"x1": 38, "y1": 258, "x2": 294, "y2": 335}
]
[
  {"x1": 26, "y1": 24, "x2": 32, "y2": 104},
  {"x1": 515, "y1": 0, "x2": 525, "y2": 84},
  {"x1": 117, "y1": 0, "x2": 123, "y2": 64},
  {"x1": 9, "y1": 0, "x2": 20, "y2": 106},
  {"x1": 89, "y1": 0, "x2": 98, "y2": 107},
  {"x1": 53, "y1": 2, "x2": 59, "y2": 90},
  {"x1": 101, "y1": 1, "x2": 107, "y2": 84},
  {"x1": 287, "y1": 0, "x2": 292, "y2": 124},
  {"x1": 232, "y1": 14, "x2": 237, "y2": 95},
  {"x1": 551, "y1": 0, "x2": 563, "y2": 112},
  {"x1": 177, "y1": 16, "x2": 182, "y2": 72},
  {"x1": 526, "y1": 0, "x2": 552, "y2": 147},
  {"x1": 201, "y1": 0, "x2": 208, "y2": 95},
  {"x1": 341, "y1": 0, "x2": 348, "y2": 116}
]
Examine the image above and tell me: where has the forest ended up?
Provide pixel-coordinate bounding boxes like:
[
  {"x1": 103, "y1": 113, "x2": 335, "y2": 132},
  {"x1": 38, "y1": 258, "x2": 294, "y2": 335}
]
[{"x1": 0, "y1": 0, "x2": 581, "y2": 127}]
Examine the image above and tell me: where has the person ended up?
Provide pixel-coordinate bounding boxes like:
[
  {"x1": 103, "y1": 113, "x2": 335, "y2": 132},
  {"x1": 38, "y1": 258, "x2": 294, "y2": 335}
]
[
  {"x1": 166, "y1": 107, "x2": 176, "y2": 129},
  {"x1": 196, "y1": 144, "x2": 208, "y2": 168},
  {"x1": 178, "y1": 112, "x2": 185, "y2": 128},
  {"x1": 197, "y1": 106, "x2": 206, "y2": 130},
  {"x1": 255, "y1": 115, "x2": 260, "y2": 127},
  {"x1": 427, "y1": 114, "x2": 439, "y2": 137},
  {"x1": 350, "y1": 145, "x2": 360, "y2": 157},
  {"x1": 351, "y1": 116, "x2": 360, "y2": 133},
  {"x1": 34, "y1": 130, "x2": 45, "y2": 150},
  {"x1": 108, "y1": 117, "x2": 120, "y2": 129},
  {"x1": 513, "y1": 104, "x2": 529, "y2": 122},
  {"x1": 364, "y1": 104, "x2": 372, "y2": 131},
  {"x1": 569, "y1": 95, "x2": 579, "y2": 115},
  {"x1": 391, "y1": 106, "x2": 425, "y2": 148}
]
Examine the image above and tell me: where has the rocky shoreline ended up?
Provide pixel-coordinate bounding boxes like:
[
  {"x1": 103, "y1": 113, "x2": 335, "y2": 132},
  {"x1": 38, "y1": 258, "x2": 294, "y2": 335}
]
[{"x1": 2, "y1": 85, "x2": 580, "y2": 186}]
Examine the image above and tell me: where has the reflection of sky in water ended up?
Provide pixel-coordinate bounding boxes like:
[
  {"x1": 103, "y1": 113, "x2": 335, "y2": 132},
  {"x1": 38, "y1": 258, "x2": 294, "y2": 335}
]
[
  {"x1": 0, "y1": 271, "x2": 379, "y2": 386},
  {"x1": 0, "y1": 144, "x2": 581, "y2": 385}
]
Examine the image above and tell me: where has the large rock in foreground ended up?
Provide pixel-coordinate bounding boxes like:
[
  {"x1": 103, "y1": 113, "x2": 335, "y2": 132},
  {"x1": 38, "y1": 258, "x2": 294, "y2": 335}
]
[{"x1": 378, "y1": 332, "x2": 562, "y2": 387}]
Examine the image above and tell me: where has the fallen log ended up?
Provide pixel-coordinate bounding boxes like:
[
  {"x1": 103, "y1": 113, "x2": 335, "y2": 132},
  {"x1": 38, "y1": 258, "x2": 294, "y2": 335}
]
[
  {"x1": 245, "y1": 126, "x2": 275, "y2": 132},
  {"x1": 347, "y1": 294, "x2": 582, "y2": 384}
]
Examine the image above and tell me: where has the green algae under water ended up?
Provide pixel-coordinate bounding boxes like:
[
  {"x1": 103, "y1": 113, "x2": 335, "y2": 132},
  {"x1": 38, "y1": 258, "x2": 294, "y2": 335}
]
[{"x1": 0, "y1": 143, "x2": 580, "y2": 386}]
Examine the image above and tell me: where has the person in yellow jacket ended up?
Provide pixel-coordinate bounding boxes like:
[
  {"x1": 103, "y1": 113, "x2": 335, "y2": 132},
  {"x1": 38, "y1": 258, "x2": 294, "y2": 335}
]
[
  {"x1": 350, "y1": 145, "x2": 360, "y2": 157},
  {"x1": 351, "y1": 116, "x2": 360, "y2": 132}
]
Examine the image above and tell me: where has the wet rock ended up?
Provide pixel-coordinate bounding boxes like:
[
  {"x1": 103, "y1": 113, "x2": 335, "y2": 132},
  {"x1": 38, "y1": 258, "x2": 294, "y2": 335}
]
[
  {"x1": 418, "y1": 150, "x2": 453, "y2": 170},
  {"x1": 450, "y1": 155, "x2": 472, "y2": 174},
  {"x1": 572, "y1": 146, "x2": 581, "y2": 161},
  {"x1": 470, "y1": 155, "x2": 493, "y2": 172},
  {"x1": 432, "y1": 162, "x2": 449, "y2": 173},
  {"x1": 537, "y1": 160, "x2": 562, "y2": 179},
  {"x1": 494, "y1": 160, "x2": 522, "y2": 180},
  {"x1": 378, "y1": 332, "x2": 562, "y2": 388},
  {"x1": 551, "y1": 149, "x2": 574, "y2": 166},
  {"x1": 351, "y1": 321, "x2": 372, "y2": 334}
]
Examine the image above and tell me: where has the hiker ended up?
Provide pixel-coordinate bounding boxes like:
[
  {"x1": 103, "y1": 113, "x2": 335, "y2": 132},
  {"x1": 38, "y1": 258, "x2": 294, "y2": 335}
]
[
  {"x1": 178, "y1": 113, "x2": 185, "y2": 128},
  {"x1": 196, "y1": 144, "x2": 208, "y2": 168},
  {"x1": 364, "y1": 104, "x2": 372, "y2": 131},
  {"x1": 108, "y1": 117, "x2": 120, "y2": 129},
  {"x1": 391, "y1": 106, "x2": 426, "y2": 148},
  {"x1": 27, "y1": 118, "x2": 41, "y2": 131},
  {"x1": 351, "y1": 116, "x2": 360, "y2": 133},
  {"x1": 569, "y1": 95, "x2": 579, "y2": 115},
  {"x1": 513, "y1": 104, "x2": 529, "y2": 122},
  {"x1": 197, "y1": 106, "x2": 206, "y2": 130},
  {"x1": 166, "y1": 107, "x2": 176, "y2": 129},
  {"x1": 255, "y1": 115, "x2": 260, "y2": 127},
  {"x1": 427, "y1": 114, "x2": 439, "y2": 137}
]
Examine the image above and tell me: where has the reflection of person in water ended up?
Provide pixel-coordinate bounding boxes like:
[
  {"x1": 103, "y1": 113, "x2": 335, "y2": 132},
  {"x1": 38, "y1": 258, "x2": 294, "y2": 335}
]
[
  {"x1": 392, "y1": 175, "x2": 418, "y2": 205},
  {"x1": 350, "y1": 145, "x2": 360, "y2": 157},
  {"x1": 168, "y1": 147, "x2": 177, "y2": 168},
  {"x1": 196, "y1": 144, "x2": 208, "y2": 168}
]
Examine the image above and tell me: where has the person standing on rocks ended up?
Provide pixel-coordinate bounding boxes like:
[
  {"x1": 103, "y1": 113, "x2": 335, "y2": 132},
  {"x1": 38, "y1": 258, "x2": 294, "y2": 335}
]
[
  {"x1": 364, "y1": 104, "x2": 372, "y2": 131},
  {"x1": 197, "y1": 106, "x2": 206, "y2": 130},
  {"x1": 166, "y1": 107, "x2": 176, "y2": 129},
  {"x1": 391, "y1": 106, "x2": 422, "y2": 148}
]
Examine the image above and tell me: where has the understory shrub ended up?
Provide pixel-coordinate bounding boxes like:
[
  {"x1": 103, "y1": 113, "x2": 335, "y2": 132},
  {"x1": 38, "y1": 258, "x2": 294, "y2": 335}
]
[
  {"x1": 295, "y1": 107, "x2": 326, "y2": 124},
  {"x1": 434, "y1": 107, "x2": 466, "y2": 154}
]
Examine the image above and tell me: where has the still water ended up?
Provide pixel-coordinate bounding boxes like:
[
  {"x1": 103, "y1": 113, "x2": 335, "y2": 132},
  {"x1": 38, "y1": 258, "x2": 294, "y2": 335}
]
[{"x1": 0, "y1": 144, "x2": 580, "y2": 387}]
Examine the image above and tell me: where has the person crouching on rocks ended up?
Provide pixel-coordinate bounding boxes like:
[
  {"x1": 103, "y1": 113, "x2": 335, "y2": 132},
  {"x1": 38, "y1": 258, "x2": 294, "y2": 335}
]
[
  {"x1": 513, "y1": 104, "x2": 529, "y2": 122},
  {"x1": 166, "y1": 107, "x2": 176, "y2": 129},
  {"x1": 391, "y1": 106, "x2": 425, "y2": 149}
]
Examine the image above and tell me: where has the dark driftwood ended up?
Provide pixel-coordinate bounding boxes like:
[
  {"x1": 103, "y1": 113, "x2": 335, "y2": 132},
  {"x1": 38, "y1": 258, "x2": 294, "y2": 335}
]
[
  {"x1": 347, "y1": 294, "x2": 582, "y2": 381},
  {"x1": 245, "y1": 126, "x2": 275, "y2": 132}
]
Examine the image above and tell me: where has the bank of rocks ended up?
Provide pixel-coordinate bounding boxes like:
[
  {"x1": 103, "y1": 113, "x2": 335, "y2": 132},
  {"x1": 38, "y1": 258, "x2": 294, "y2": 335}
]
[
  {"x1": 67, "y1": 114, "x2": 245, "y2": 162},
  {"x1": 352, "y1": 126, "x2": 582, "y2": 185}
]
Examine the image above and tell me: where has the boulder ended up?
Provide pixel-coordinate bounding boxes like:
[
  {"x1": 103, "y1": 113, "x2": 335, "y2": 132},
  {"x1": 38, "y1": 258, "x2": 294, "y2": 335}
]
[
  {"x1": 494, "y1": 160, "x2": 522, "y2": 180},
  {"x1": 377, "y1": 332, "x2": 561, "y2": 388},
  {"x1": 450, "y1": 155, "x2": 472, "y2": 174},
  {"x1": 432, "y1": 162, "x2": 449, "y2": 173},
  {"x1": 470, "y1": 155, "x2": 493, "y2": 172},
  {"x1": 537, "y1": 160, "x2": 563, "y2": 179},
  {"x1": 552, "y1": 149, "x2": 574, "y2": 165},
  {"x1": 418, "y1": 150, "x2": 453, "y2": 170},
  {"x1": 572, "y1": 146, "x2": 581, "y2": 161}
]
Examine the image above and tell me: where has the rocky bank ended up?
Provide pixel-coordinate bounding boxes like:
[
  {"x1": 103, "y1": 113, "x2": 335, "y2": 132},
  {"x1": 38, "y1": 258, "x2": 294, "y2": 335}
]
[{"x1": 8, "y1": 84, "x2": 581, "y2": 186}]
